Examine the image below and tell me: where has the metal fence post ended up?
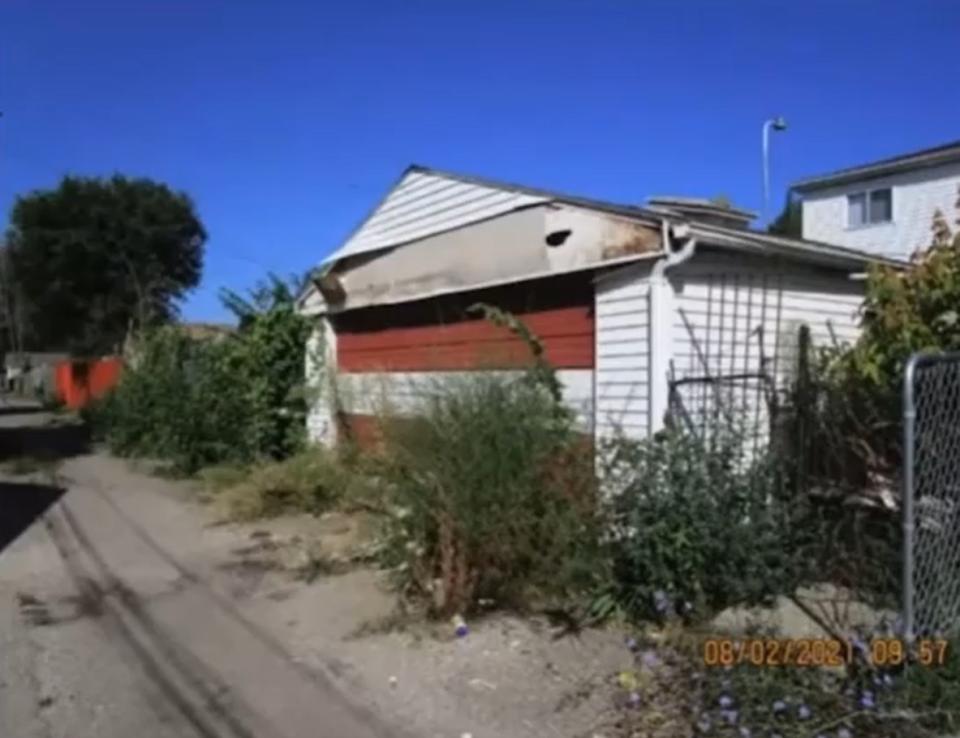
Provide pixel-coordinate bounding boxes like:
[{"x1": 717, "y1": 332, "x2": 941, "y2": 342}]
[{"x1": 902, "y1": 354, "x2": 919, "y2": 642}]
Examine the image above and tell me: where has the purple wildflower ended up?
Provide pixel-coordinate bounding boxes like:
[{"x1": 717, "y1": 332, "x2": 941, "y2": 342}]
[
  {"x1": 718, "y1": 693, "x2": 734, "y2": 709},
  {"x1": 627, "y1": 691, "x2": 642, "y2": 708},
  {"x1": 797, "y1": 704, "x2": 812, "y2": 720},
  {"x1": 837, "y1": 729, "x2": 853, "y2": 738},
  {"x1": 771, "y1": 699, "x2": 787, "y2": 714},
  {"x1": 882, "y1": 673, "x2": 895, "y2": 688},
  {"x1": 720, "y1": 709, "x2": 738, "y2": 725},
  {"x1": 859, "y1": 689, "x2": 876, "y2": 710},
  {"x1": 737, "y1": 728, "x2": 751, "y2": 738},
  {"x1": 852, "y1": 638, "x2": 869, "y2": 659},
  {"x1": 641, "y1": 650, "x2": 660, "y2": 669},
  {"x1": 625, "y1": 636, "x2": 639, "y2": 652},
  {"x1": 653, "y1": 590, "x2": 672, "y2": 616}
]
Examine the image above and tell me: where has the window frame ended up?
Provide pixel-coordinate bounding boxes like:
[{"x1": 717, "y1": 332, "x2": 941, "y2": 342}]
[{"x1": 847, "y1": 186, "x2": 893, "y2": 228}]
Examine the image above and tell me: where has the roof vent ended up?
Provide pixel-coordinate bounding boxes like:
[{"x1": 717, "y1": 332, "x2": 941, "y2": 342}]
[{"x1": 646, "y1": 196, "x2": 757, "y2": 230}]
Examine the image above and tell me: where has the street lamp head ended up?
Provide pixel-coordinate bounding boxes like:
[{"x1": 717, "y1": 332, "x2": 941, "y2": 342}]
[{"x1": 771, "y1": 116, "x2": 788, "y2": 131}]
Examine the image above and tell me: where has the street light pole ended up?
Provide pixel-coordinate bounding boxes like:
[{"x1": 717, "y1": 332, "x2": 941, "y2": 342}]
[{"x1": 762, "y1": 116, "x2": 788, "y2": 223}]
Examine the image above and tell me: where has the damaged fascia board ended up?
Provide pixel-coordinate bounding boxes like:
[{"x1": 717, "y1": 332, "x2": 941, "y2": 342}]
[{"x1": 308, "y1": 203, "x2": 666, "y2": 315}]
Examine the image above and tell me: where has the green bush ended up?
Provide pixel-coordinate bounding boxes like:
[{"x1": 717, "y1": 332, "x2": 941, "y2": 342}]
[
  {"x1": 604, "y1": 428, "x2": 805, "y2": 621},
  {"x1": 91, "y1": 328, "x2": 251, "y2": 472},
  {"x1": 88, "y1": 274, "x2": 311, "y2": 474},
  {"x1": 786, "y1": 326, "x2": 902, "y2": 618},
  {"x1": 374, "y1": 373, "x2": 606, "y2": 617}
]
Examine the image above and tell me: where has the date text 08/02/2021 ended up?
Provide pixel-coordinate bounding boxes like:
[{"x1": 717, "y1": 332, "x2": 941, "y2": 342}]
[{"x1": 702, "y1": 638, "x2": 949, "y2": 668}]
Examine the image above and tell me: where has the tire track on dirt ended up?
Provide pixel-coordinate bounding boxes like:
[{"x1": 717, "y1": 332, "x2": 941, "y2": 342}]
[
  {"x1": 73, "y1": 471, "x2": 398, "y2": 738},
  {"x1": 43, "y1": 504, "x2": 267, "y2": 738}
]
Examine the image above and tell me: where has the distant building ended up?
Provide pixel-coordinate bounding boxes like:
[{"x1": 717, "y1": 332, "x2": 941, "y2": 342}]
[
  {"x1": 793, "y1": 139, "x2": 960, "y2": 261},
  {"x1": 177, "y1": 322, "x2": 235, "y2": 341},
  {"x1": 4, "y1": 352, "x2": 69, "y2": 398}
]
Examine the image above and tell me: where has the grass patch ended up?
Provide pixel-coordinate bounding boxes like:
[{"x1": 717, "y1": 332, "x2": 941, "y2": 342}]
[{"x1": 199, "y1": 447, "x2": 370, "y2": 522}]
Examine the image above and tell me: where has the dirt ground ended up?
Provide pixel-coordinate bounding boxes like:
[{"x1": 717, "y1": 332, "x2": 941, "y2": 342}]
[
  {"x1": 0, "y1": 406, "x2": 637, "y2": 738},
  {"x1": 134, "y1": 467, "x2": 638, "y2": 738}
]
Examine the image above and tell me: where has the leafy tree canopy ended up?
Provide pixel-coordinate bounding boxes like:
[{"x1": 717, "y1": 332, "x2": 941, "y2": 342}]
[
  {"x1": 6, "y1": 175, "x2": 206, "y2": 354},
  {"x1": 810, "y1": 187, "x2": 960, "y2": 472},
  {"x1": 768, "y1": 191, "x2": 802, "y2": 237}
]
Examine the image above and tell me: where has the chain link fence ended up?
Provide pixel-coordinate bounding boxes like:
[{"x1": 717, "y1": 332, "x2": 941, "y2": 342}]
[{"x1": 904, "y1": 352, "x2": 960, "y2": 639}]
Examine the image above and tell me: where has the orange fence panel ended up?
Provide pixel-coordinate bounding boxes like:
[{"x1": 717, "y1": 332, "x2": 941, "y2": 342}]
[{"x1": 54, "y1": 357, "x2": 123, "y2": 410}]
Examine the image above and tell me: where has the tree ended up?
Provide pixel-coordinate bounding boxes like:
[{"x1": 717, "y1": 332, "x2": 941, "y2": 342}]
[
  {"x1": 854, "y1": 186, "x2": 960, "y2": 386},
  {"x1": 768, "y1": 191, "x2": 802, "y2": 237},
  {"x1": 6, "y1": 175, "x2": 206, "y2": 354},
  {"x1": 809, "y1": 185, "x2": 960, "y2": 474},
  {"x1": 220, "y1": 273, "x2": 312, "y2": 459}
]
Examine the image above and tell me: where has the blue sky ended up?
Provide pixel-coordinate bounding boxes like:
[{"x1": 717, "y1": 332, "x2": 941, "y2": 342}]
[{"x1": 2, "y1": 1, "x2": 958, "y2": 322}]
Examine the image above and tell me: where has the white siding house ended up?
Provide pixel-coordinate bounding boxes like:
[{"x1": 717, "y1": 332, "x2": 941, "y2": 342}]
[
  {"x1": 299, "y1": 166, "x2": 892, "y2": 452},
  {"x1": 796, "y1": 140, "x2": 960, "y2": 261},
  {"x1": 595, "y1": 263, "x2": 653, "y2": 437}
]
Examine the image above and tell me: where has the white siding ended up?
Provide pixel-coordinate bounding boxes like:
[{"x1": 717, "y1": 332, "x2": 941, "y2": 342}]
[
  {"x1": 326, "y1": 170, "x2": 546, "y2": 262},
  {"x1": 801, "y1": 160, "x2": 960, "y2": 260},
  {"x1": 334, "y1": 370, "x2": 594, "y2": 432},
  {"x1": 595, "y1": 264, "x2": 653, "y2": 438}
]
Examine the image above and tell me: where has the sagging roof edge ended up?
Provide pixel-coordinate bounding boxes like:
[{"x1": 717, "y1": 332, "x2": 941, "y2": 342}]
[
  {"x1": 298, "y1": 249, "x2": 668, "y2": 318},
  {"x1": 299, "y1": 228, "x2": 899, "y2": 319},
  {"x1": 295, "y1": 196, "x2": 665, "y2": 312}
]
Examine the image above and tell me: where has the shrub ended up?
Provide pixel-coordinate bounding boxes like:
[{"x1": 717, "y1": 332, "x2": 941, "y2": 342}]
[
  {"x1": 226, "y1": 278, "x2": 311, "y2": 460},
  {"x1": 90, "y1": 328, "x2": 251, "y2": 472},
  {"x1": 798, "y1": 191, "x2": 960, "y2": 487},
  {"x1": 375, "y1": 373, "x2": 607, "y2": 618},
  {"x1": 786, "y1": 326, "x2": 902, "y2": 622},
  {"x1": 604, "y1": 427, "x2": 805, "y2": 621},
  {"x1": 88, "y1": 274, "x2": 311, "y2": 474}
]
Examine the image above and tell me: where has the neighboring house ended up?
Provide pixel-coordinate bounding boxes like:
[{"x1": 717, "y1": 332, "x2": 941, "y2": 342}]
[
  {"x1": 178, "y1": 322, "x2": 235, "y2": 341},
  {"x1": 297, "y1": 166, "x2": 893, "y2": 448},
  {"x1": 4, "y1": 352, "x2": 69, "y2": 399},
  {"x1": 794, "y1": 139, "x2": 960, "y2": 261}
]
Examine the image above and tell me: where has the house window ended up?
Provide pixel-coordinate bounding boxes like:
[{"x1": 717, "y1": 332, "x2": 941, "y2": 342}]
[{"x1": 848, "y1": 188, "x2": 892, "y2": 227}]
